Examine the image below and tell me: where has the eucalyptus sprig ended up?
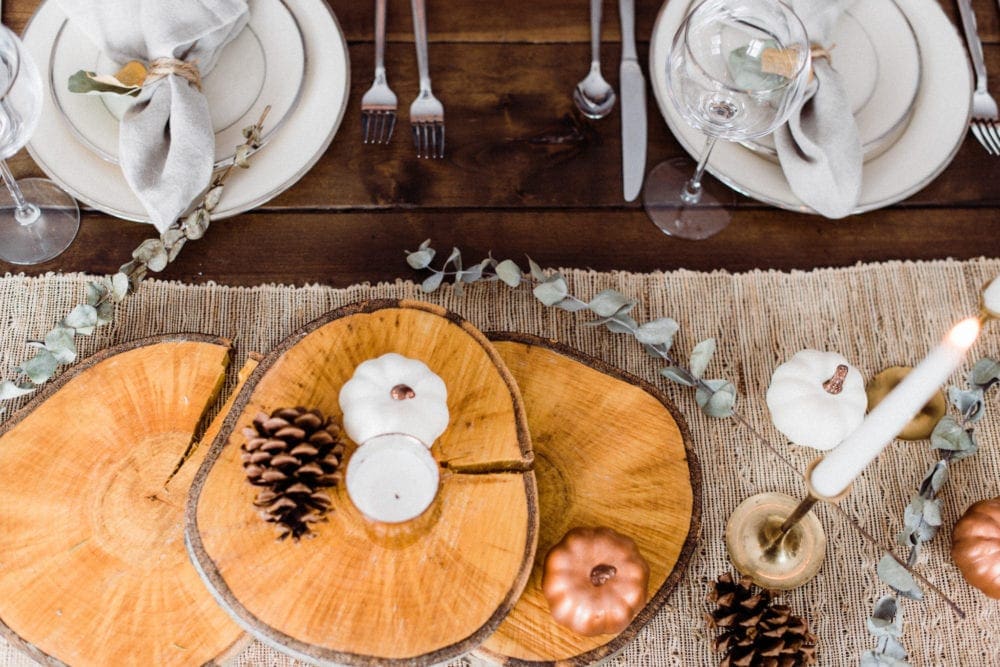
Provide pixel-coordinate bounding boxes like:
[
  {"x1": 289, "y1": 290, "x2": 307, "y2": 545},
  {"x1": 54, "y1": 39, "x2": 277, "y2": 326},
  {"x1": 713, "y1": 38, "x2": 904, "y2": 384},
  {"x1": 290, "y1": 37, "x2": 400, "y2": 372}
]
[
  {"x1": 861, "y1": 358, "x2": 1000, "y2": 666},
  {"x1": 0, "y1": 106, "x2": 271, "y2": 413},
  {"x1": 405, "y1": 240, "x2": 738, "y2": 419}
]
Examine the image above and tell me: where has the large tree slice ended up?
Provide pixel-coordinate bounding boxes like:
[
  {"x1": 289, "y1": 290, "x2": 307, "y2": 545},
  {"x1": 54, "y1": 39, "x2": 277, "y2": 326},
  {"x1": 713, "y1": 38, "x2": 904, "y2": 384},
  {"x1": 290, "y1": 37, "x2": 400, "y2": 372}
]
[
  {"x1": 477, "y1": 334, "x2": 701, "y2": 665},
  {"x1": 0, "y1": 334, "x2": 246, "y2": 667},
  {"x1": 187, "y1": 300, "x2": 537, "y2": 666}
]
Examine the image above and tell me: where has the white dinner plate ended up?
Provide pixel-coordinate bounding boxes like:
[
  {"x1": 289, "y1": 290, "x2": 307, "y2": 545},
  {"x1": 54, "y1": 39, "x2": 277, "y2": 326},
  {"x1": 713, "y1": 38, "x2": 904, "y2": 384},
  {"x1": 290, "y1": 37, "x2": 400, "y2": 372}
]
[
  {"x1": 743, "y1": 0, "x2": 920, "y2": 162},
  {"x1": 49, "y1": 0, "x2": 305, "y2": 169},
  {"x1": 649, "y1": 0, "x2": 972, "y2": 214},
  {"x1": 23, "y1": 0, "x2": 349, "y2": 223}
]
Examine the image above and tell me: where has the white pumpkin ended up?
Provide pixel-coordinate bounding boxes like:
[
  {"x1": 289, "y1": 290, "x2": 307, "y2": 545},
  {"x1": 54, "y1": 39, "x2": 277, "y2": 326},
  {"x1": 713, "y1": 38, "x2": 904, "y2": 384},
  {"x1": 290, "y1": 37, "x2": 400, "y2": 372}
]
[
  {"x1": 766, "y1": 349, "x2": 867, "y2": 451},
  {"x1": 338, "y1": 353, "x2": 449, "y2": 447}
]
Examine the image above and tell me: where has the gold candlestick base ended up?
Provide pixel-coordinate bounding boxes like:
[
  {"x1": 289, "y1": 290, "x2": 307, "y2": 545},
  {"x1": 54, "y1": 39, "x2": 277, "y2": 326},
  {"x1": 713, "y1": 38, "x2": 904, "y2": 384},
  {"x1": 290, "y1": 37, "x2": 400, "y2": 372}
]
[{"x1": 725, "y1": 492, "x2": 826, "y2": 590}]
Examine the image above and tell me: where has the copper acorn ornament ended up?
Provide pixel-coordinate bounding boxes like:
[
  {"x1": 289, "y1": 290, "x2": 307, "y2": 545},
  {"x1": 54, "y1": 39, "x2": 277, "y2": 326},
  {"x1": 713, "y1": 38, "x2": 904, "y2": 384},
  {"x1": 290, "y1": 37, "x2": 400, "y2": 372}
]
[
  {"x1": 951, "y1": 497, "x2": 1000, "y2": 598},
  {"x1": 541, "y1": 527, "x2": 650, "y2": 637}
]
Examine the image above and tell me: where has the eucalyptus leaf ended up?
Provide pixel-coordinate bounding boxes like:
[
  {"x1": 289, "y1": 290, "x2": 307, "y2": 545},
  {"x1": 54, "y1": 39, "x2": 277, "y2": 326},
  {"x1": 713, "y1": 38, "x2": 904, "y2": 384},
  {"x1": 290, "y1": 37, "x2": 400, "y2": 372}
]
[
  {"x1": 689, "y1": 338, "x2": 717, "y2": 379},
  {"x1": 453, "y1": 279, "x2": 465, "y2": 297},
  {"x1": 605, "y1": 315, "x2": 638, "y2": 334},
  {"x1": 418, "y1": 238, "x2": 432, "y2": 250},
  {"x1": 661, "y1": 366, "x2": 695, "y2": 387},
  {"x1": 443, "y1": 247, "x2": 461, "y2": 271},
  {"x1": 867, "y1": 596, "x2": 903, "y2": 638},
  {"x1": 234, "y1": 144, "x2": 251, "y2": 168},
  {"x1": 183, "y1": 209, "x2": 210, "y2": 240},
  {"x1": 948, "y1": 386, "x2": 985, "y2": 422},
  {"x1": 96, "y1": 300, "x2": 115, "y2": 326},
  {"x1": 696, "y1": 379, "x2": 737, "y2": 418},
  {"x1": 0, "y1": 380, "x2": 35, "y2": 400},
  {"x1": 929, "y1": 461, "x2": 949, "y2": 493},
  {"x1": 555, "y1": 298, "x2": 590, "y2": 312},
  {"x1": 876, "y1": 555, "x2": 923, "y2": 600},
  {"x1": 406, "y1": 248, "x2": 436, "y2": 270},
  {"x1": 111, "y1": 272, "x2": 130, "y2": 301},
  {"x1": 527, "y1": 257, "x2": 547, "y2": 282},
  {"x1": 161, "y1": 227, "x2": 185, "y2": 249},
  {"x1": 588, "y1": 290, "x2": 632, "y2": 318},
  {"x1": 166, "y1": 236, "x2": 187, "y2": 262},
  {"x1": 63, "y1": 304, "x2": 98, "y2": 333},
  {"x1": 67, "y1": 69, "x2": 142, "y2": 97},
  {"x1": 644, "y1": 343, "x2": 669, "y2": 360},
  {"x1": 495, "y1": 259, "x2": 523, "y2": 287},
  {"x1": 970, "y1": 358, "x2": 1000, "y2": 389},
  {"x1": 132, "y1": 238, "x2": 167, "y2": 269},
  {"x1": 533, "y1": 277, "x2": 568, "y2": 306},
  {"x1": 44, "y1": 326, "x2": 76, "y2": 364},
  {"x1": 930, "y1": 416, "x2": 977, "y2": 460},
  {"x1": 203, "y1": 186, "x2": 224, "y2": 213},
  {"x1": 20, "y1": 350, "x2": 58, "y2": 385},
  {"x1": 634, "y1": 318, "x2": 679, "y2": 347},
  {"x1": 881, "y1": 637, "x2": 909, "y2": 661},
  {"x1": 421, "y1": 272, "x2": 444, "y2": 293},
  {"x1": 86, "y1": 281, "x2": 106, "y2": 307}
]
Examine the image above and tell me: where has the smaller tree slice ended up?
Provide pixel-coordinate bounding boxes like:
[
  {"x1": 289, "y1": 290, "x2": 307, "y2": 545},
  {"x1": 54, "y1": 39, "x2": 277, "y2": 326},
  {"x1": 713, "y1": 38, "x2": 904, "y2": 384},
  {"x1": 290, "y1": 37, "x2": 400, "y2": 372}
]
[
  {"x1": 186, "y1": 300, "x2": 537, "y2": 666},
  {"x1": 0, "y1": 335, "x2": 245, "y2": 667},
  {"x1": 477, "y1": 334, "x2": 702, "y2": 666}
]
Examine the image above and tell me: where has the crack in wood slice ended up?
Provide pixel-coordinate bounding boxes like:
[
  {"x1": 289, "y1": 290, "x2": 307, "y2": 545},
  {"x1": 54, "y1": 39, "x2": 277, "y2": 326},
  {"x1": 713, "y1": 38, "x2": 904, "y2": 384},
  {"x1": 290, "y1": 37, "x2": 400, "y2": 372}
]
[{"x1": 0, "y1": 334, "x2": 247, "y2": 667}]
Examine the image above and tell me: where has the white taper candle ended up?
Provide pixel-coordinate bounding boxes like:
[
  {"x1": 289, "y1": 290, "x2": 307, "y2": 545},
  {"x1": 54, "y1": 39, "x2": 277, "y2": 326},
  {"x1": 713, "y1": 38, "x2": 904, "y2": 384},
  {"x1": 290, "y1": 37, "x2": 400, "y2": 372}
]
[{"x1": 810, "y1": 317, "x2": 981, "y2": 499}]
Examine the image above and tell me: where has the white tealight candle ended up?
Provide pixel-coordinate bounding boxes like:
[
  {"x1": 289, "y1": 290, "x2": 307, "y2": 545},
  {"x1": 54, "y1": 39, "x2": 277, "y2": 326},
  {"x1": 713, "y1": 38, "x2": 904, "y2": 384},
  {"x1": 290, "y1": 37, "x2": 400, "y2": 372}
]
[
  {"x1": 810, "y1": 317, "x2": 982, "y2": 499},
  {"x1": 984, "y1": 276, "x2": 1000, "y2": 319},
  {"x1": 346, "y1": 433, "x2": 440, "y2": 523}
]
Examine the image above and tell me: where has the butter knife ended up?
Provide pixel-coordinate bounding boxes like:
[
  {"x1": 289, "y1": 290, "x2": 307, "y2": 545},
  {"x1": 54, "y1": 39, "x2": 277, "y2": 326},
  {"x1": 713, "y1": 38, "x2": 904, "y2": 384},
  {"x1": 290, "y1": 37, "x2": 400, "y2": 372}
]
[{"x1": 619, "y1": 0, "x2": 646, "y2": 202}]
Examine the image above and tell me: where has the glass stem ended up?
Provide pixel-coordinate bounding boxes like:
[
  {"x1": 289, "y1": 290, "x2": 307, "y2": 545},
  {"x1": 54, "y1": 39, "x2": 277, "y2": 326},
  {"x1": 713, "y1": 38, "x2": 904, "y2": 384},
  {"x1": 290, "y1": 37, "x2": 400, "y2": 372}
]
[
  {"x1": 680, "y1": 136, "x2": 718, "y2": 205},
  {"x1": 0, "y1": 160, "x2": 39, "y2": 226}
]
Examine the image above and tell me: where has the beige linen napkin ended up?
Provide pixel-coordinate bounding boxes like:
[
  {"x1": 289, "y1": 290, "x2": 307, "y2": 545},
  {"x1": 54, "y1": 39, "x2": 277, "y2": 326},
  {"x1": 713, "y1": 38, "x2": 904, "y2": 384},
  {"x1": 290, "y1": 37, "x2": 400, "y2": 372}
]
[
  {"x1": 773, "y1": 0, "x2": 862, "y2": 219},
  {"x1": 57, "y1": 0, "x2": 249, "y2": 232}
]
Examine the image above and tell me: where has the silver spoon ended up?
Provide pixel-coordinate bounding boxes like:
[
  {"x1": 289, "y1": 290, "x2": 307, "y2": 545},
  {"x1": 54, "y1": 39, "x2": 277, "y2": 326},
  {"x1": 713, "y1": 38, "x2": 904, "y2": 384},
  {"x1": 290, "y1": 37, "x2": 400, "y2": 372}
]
[{"x1": 574, "y1": 0, "x2": 616, "y2": 119}]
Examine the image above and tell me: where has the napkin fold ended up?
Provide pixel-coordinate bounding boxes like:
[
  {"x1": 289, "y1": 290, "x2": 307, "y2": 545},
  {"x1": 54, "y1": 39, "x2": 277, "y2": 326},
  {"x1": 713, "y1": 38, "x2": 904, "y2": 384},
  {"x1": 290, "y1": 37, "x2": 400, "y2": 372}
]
[
  {"x1": 58, "y1": 0, "x2": 249, "y2": 232},
  {"x1": 773, "y1": 0, "x2": 862, "y2": 219}
]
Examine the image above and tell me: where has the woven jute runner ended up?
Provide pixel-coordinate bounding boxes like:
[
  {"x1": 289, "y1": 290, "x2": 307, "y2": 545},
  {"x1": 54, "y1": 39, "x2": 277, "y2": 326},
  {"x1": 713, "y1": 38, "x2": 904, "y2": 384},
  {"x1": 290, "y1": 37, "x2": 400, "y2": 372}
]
[{"x1": 1, "y1": 257, "x2": 998, "y2": 666}]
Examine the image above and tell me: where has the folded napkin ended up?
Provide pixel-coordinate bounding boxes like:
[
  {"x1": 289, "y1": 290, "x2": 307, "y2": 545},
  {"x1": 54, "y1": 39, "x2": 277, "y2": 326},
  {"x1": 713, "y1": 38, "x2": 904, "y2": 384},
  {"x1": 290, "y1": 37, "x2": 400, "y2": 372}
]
[
  {"x1": 773, "y1": 0, "x2": 862, "y2": 219},
  {"x1": 58, "y1": 0, "x2": 249, "y2": 232}
]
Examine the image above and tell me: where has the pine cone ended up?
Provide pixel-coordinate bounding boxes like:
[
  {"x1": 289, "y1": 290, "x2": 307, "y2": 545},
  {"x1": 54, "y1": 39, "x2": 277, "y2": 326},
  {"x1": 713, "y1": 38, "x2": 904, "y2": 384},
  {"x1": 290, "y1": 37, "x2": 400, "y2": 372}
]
[
  {"x1": 706, "y1": 572, "x2": 817, "y2": 667},
  {"x1": 241, "y1": 406, "x2": 345, "y2": 540}
]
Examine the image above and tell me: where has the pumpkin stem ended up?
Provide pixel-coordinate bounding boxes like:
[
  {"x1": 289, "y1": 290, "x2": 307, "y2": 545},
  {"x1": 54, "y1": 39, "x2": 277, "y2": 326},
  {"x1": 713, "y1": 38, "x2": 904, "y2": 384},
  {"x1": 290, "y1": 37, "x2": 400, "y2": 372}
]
[
  {"x1": 390, "y1": 384, "x2": 416, "y2": 400},
  {"x1": 590, "y1": 563, "x2": 617, "y2": 586},
  {"x1": 822, "y1": 365, "x2": 849, "y2": 395}
]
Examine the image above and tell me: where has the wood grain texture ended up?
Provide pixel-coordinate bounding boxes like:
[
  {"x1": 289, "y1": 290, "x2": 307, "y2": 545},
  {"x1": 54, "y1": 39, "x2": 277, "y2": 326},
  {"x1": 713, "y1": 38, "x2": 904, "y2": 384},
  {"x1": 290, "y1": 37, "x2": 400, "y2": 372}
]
[
  {"x1": 186, "y1": 300, "x2": 537, "y2": 666},
  {"x1": 477, "y1": 335, "x2": 700, "y2": 666},
  {"x1": 0, "y1": 335, "x2": 244, "y2": 667}
]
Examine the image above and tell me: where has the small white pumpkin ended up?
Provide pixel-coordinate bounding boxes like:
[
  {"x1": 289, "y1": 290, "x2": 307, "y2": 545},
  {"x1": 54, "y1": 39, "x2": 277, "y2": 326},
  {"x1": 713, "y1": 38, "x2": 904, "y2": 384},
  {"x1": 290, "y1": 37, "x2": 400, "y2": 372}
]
[
  {"x1": 766, "y1": 349, "x2": 866, "y2": 451},
  {"x1": 338, "y1": 353, "x2": 449, "y2": 447},
  {"x1": 983, "y1": 275, "x2": 1000, "y2": 319}
]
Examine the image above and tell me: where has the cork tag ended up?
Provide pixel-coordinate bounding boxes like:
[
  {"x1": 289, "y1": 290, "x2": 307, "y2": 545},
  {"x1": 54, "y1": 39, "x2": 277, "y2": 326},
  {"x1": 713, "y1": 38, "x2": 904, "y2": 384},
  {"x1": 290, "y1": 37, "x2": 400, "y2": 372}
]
[{"x1": 760, "y1": 47, "x2": 803, "y2": 79}]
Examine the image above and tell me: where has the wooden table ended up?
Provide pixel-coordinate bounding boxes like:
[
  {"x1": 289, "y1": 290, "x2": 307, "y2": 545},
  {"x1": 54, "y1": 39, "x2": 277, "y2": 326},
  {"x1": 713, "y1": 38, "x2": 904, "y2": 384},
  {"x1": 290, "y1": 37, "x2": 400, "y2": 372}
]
[{"x1": 2, "y1": 0, "x2": 998, "y2": 288}]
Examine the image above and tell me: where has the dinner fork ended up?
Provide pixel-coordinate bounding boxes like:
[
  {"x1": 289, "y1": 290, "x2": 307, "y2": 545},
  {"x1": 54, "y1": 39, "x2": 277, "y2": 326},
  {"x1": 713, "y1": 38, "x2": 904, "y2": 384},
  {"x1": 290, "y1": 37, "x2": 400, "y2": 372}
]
[
  {"x1": 409, "y1": 0, "x2": 444, "y2": 158},
  {"x1": 361, "y1": 0, "x2": 397, "y2": 144},
  {"x1": 957, "y1": 0, "x2": 1000, "y2": 154}
]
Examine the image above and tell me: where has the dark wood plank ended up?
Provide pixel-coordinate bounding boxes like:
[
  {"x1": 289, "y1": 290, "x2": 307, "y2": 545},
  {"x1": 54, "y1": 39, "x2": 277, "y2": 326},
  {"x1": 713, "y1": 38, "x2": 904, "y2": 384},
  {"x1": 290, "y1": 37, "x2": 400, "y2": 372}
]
[
  {"x1": 2, "y1": 207, "x2": 997, "y2": 288},
  {"x1": 13, "y1": 40, "x2": 1000, "y2": 212},
  {"x1": 5, "y1": 0, "x2": 998, "y2": 44}
]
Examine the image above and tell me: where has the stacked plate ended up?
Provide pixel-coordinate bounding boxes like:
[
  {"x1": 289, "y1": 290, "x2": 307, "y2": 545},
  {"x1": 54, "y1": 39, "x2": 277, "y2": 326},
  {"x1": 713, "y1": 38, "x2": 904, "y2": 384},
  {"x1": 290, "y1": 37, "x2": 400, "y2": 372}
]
[
  {"x1": 649, "y1": 0, "x2": 973, "y2": 214},
  {"x1": 22, "y1": 0, "x2": 350, "y2": 222}
]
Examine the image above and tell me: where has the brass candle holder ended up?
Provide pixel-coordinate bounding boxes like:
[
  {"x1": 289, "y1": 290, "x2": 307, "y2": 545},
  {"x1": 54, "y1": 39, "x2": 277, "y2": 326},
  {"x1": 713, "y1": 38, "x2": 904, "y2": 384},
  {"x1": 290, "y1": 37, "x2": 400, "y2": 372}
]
[{"x1": 725, "y1": 459, "x2": 848, "y2": 590}]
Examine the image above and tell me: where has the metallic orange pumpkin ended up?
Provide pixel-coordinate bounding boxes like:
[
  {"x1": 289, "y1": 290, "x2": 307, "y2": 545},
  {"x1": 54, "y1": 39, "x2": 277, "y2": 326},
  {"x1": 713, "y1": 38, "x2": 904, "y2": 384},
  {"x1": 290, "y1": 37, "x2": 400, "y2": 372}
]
[
  {"x1": 541, "y1": 527, "x2": 650, "y2": 636},
  {"x1": 952, "y1": 498, "x2": 1000, "y2": 599}
]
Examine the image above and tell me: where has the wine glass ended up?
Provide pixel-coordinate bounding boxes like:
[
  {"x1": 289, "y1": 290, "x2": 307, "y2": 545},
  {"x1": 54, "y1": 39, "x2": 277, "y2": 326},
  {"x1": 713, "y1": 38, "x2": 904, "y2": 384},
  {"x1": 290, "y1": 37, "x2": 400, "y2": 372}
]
[
  {"x1": 0, "y1": 24, "x2": 79, "y2": 265},
  {"x1": 644, "y1": 0, "x2": 811, "y2": 239}
]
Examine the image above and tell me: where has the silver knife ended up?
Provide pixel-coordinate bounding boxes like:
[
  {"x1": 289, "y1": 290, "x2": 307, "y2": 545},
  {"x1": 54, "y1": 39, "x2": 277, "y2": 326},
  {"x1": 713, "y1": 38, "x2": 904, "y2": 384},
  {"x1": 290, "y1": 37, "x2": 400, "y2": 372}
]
[{"x1": 619, "y1": 0, "x2": 646, "y2": 202}]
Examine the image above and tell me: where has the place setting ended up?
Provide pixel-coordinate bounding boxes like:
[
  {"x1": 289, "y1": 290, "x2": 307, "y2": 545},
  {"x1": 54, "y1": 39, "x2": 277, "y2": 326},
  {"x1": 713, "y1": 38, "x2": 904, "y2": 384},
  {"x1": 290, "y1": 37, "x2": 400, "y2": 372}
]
[{"x1": 0, "y1": 0, "x2": 997, "y2": 666}]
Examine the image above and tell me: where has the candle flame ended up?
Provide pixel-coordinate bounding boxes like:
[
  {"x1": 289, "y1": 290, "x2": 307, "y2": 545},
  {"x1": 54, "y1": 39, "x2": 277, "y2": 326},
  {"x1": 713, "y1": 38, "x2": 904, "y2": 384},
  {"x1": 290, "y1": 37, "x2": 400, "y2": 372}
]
[{"x1": 947, "y1": 317, "x2": 981, "y2": 349}]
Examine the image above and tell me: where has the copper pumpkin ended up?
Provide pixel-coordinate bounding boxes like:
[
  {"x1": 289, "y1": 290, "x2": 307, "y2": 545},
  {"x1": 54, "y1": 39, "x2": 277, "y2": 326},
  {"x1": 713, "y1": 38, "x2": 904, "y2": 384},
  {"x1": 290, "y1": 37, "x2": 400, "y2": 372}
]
[
  {"x1": 952, "y1": 498, "x2": 1000, "y2": 599},
  {"x1": 541, "y1": 526, "x2": 650, "y2": 636}
]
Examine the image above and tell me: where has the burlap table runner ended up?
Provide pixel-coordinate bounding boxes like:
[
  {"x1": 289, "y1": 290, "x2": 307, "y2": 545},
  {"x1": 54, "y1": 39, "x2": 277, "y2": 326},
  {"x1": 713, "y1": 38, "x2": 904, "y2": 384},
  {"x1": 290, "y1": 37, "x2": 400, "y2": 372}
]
[{"x1": 1, "y1": 257, "x2": 998, "y2": 667}]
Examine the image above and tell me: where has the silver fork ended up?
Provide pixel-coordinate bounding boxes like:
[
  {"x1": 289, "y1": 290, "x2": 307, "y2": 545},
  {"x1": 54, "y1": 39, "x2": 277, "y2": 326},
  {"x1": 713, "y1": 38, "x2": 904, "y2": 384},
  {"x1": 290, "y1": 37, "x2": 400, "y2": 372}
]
[
  {"x1": 361, "y1": 0, "x2": 397, "y2": 144},
  {"x1": 957, "y1": 0, "x2": 1000, "y2": 154},
  {"x1": 409, "y1": 0, "x2": 444, "y2": 158}
]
